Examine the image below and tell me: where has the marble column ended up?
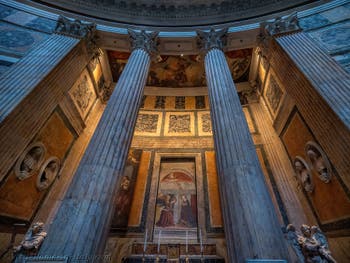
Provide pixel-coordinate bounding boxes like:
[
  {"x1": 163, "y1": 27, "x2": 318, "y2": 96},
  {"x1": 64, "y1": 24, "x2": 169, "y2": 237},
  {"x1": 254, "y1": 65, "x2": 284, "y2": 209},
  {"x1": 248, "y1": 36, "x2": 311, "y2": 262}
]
[
  {"x1": 33, "y1": 30, "x2": 158, "y2": 259},
  {"x1": 0, "y1": 16, "x2": 95, "y2": 181},
  {"x1": 197, "y1": 29, "x2": 289, "y2": 262},
  {"x1": 276, "y1": 32, "x2": 350, "y2": 129}
]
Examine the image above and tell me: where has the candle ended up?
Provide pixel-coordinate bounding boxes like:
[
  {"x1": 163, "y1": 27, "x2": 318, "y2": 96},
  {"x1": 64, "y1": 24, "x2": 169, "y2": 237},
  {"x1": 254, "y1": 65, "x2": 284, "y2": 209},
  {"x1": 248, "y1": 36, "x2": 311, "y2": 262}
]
[
  {"x1": 157, "y1": 230, "x2": 162, "y2": 253},
  {"x1": 143, "y1": 229, "x2": 148, "y2": 252},
  {"x1": 199, "y1": 229, "x2": 203, "y2": 253},
  {"x1": 186, "y1": 230, "x2": 188, "y2": 253}
]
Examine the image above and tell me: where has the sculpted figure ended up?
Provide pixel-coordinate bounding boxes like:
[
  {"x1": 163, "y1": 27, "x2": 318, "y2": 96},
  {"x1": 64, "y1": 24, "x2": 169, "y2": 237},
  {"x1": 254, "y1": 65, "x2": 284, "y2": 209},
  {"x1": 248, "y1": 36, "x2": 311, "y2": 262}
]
[
  {"x1": 285, "y1": 223, "x2": 337, "y2": 263},
  {"x1": 14, "y1": 222, "x2": 47, "y2": 256},
  {"x1": 294, "y1": 158, "x2": 314, "y2": 193},
  {"x1": 17, "y1": 145, "x2": 45, "y2": 180},
  {"x1": 307, "y1": 148, "x2": 331, "y2": 183}
]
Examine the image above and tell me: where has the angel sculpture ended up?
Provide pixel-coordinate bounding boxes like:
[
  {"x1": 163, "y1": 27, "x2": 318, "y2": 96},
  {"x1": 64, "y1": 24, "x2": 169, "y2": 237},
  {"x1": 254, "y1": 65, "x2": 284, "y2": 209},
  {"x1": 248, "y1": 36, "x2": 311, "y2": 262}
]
[
  {"x1": 14, "y1": 222, "x2": 47, "y2": 256},
  {"x1": 285, "y1": 224, "x2": 337, "y2": 263}
]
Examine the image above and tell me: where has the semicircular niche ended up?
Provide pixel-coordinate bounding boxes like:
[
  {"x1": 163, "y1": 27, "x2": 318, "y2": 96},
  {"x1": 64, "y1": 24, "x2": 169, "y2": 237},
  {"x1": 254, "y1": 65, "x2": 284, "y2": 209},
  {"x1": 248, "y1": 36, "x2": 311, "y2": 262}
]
[
  {"x1": 15, "y1": 142, "x2": 46, "y2": 181},
  {"x1": 293, "y1": 156, "x2": 314, "y2": 193},
  {"x1": 305, "y1": 141, "x2": 332, "y2": 183},
  {"x1": 36, "y1": 157, "x2": 60, "y2": 191}
]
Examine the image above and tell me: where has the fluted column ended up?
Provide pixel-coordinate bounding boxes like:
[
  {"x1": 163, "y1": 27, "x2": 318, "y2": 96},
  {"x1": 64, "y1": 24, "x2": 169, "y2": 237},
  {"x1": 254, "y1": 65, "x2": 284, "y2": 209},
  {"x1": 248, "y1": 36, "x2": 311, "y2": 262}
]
[
  {"x1": 276, "y1": 32, "x2": 350, "y2": 128},
  {"x1": 0, "y1": 16, "x2": 96, "y2": 182},
  {"x1": 32, "y1": 30, "x2": 158, "y2": 259},
  {"x1": 197, "y1": 29, "x2": 289, "y2": 262},
  {"x1": 0, "y1": 16, "x2": 95, "y2": 123}
]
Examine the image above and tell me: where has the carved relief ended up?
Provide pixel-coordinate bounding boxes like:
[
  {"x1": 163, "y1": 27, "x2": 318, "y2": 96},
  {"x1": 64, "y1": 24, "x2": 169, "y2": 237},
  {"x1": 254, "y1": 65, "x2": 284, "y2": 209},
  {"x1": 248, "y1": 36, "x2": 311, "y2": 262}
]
[
  {"x1": 293, "y1": 156, "x2": 314, "y2": 193},
  {"x1": 265, "y1": 75, "x2": 283, "y2": 113},
  {"x1": 72, "y1": 76, "x2": 93, "y2": 113},
  {"x1": 69, "y1": 70, "x2": 97, "y2": 119},
  {"x1": 201, "y1": 113, "x2": 212, "y2": 133},
  {"x1": 135, "y1": 114, "x2": 159, "y2": 133},
  {"x1": 305, "y1": 142, "x2": 332, "y2": 183},
  {"x1": 168, "y1": 115, "x2": 191, "y2": 133},
  {"x1": 15, "y1": 142, "x2": 46, "y2": 181},
  {"x1": 36, "y1": 157, "x2": 60, "y2": 191}
]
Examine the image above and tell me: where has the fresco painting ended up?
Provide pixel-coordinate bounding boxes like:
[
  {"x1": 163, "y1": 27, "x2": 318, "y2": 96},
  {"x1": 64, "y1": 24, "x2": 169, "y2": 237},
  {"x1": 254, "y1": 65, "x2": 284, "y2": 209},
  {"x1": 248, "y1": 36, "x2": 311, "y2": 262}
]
[
  {"x1": 107, "y1": 49, "x2": 252, "y2": 87},
  {"x1": 155, "y1": 160, "x2": 197, "y2": 231}
]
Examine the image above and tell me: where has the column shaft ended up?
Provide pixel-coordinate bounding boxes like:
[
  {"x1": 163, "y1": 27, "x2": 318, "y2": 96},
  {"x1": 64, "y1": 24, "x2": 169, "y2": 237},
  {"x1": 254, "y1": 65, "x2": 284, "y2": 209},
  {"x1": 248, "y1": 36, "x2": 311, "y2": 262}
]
[
  {"x1": 276, "y1": 32, "x2": 350, "y2": 129},
  {"x1": 38, "y1": 48, "x2": 150, "y2": 257},
  {"x1": 205, "y1": 48, "x2": 289, "y2": 262},
  {"x1": 0, "y1": 34, "x2": 79, "y2": 122}
]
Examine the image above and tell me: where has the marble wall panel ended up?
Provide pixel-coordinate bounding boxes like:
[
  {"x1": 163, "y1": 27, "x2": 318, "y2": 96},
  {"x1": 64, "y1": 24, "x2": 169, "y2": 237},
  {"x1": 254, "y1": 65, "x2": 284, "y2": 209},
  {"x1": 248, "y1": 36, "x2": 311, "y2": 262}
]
[
  {"x1": 204, "y1": 151, "x2": 223, "y2": 228},
  {"x1": 197, "y1": 111, "x2": 212, "y2": 136},
  {"x1": 134, "y1": 111, "x2": 162, "y2": 137},
  {"x1": 281, "y1": 111, "x2": 350, "y2": 226},
  {"x1": 69, "y1": 69, "x2": 97, "y2": 120},
  {"x1": 164, "y1": 112, "x2": 195, "y2": 137},
  {"x1": 0, "y1": 111, "x2": 74, "y2": 220},
  {"x1": 128, "y1": 151, "x2": 152, "y2": 227}
]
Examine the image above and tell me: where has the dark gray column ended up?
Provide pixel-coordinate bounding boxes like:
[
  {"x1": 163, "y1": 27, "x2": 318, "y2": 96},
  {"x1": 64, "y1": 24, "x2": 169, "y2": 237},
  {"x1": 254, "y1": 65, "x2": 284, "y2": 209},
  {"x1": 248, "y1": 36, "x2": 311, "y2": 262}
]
[
  {"x1": 197, "y1": 29, "x2": 289, "y2": 262},
  {"x1": 35, "y1": 30, "x2": 157, "y2": 258}
]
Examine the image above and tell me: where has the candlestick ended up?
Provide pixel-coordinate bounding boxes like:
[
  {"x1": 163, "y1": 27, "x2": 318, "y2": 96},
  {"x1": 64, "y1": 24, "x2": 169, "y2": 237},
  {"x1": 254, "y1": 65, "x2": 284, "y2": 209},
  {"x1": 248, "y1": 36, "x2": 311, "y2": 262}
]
[
  {"x1": 143, "y1": 229, "x2": 148, "y2": 252},
  {"x1": 199, "y1": 229, "x2": 203, "y2": 253},
  {"x1": 186, "y1": 230, "x2": 188, "y2": 253},
  {"x1": 157, "y1": 230, "x2": 162, "y2": 253}
]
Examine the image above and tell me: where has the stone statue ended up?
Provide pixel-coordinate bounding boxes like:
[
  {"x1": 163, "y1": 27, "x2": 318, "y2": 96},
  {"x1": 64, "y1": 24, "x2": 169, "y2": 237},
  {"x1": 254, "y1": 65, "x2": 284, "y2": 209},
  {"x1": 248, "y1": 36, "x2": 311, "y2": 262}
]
[
  {"x1": 14, "y1": 222, "x2": 47, "y2": 256},
  {"x1": 294, "y1": 158, "x2": 314, "y2": 193},
  {"x1": 285, "y1": 224, "x2": 337, "y2": 263}
]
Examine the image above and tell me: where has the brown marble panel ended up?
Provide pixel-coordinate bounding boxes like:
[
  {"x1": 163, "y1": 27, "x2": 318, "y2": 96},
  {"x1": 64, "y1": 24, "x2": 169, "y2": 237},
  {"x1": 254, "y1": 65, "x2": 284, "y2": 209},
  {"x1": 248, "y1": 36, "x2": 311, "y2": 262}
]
[
  {"x1": 128, "y1": 151, "x2": 152, "y2": 227},
  {"x1": 205, "y1": 151, "x2": 223, "y2": 227},
  {"x1": 0, "y1": 111, "x2": 74, "y2": 220},
  {"x1": 281, "y1": 111, "x2": 350, "y2": 223}
]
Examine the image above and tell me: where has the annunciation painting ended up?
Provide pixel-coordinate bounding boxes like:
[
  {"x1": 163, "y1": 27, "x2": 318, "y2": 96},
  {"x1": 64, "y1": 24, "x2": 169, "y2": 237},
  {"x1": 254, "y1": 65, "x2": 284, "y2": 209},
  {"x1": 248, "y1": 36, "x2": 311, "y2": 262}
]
[{"x1": 155, "y1": 159, "x2": 197, "y2": 232}]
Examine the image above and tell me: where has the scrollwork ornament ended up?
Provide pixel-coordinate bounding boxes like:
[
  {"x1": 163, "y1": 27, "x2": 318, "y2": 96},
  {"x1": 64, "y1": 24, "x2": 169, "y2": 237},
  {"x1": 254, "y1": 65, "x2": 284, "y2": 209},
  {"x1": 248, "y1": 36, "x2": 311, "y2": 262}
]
[
  {"x1": 196, "y1": 28, "x2": 228, "y2": 53},
  {"x1": 128, "y1": 30, "x2": 159, "y2": 55},
  {"x1": 15, "y1": 142, "x2": 46, "y2": 181}
]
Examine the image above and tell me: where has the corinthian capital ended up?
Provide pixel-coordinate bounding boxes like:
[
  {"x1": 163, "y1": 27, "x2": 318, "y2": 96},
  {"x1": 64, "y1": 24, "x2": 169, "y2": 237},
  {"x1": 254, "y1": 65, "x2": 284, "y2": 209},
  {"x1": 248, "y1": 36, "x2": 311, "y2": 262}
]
[
  {"x1": 55, "y1": 16, "x2": 96, "y2": 39},
  {"x1": 262, "y1": 12, "x2": 301, "y2": 36},
  {"x1": 196, "y1": 28, "x2": 228, "y2": 52},
  {"x1": 128, "y1": 30, "x2": 159, "y2": 55}
]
